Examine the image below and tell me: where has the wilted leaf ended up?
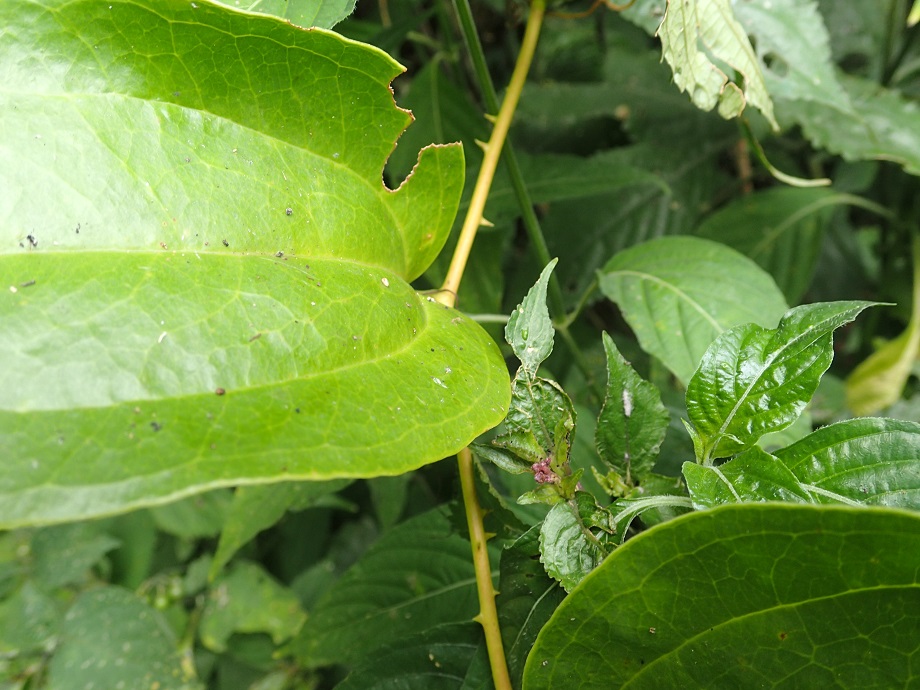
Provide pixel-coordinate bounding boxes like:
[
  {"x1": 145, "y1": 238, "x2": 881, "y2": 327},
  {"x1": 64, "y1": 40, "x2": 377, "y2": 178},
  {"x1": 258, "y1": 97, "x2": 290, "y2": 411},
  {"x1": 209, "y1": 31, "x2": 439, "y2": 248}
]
[
  {"x1": 686, "y1": 301, "x2": 875, "y2": 462},
  {"x1": 524, "y1": 504, "x2": 920, "y2": 689},
  {"x1": 658, "y1": 0, "x2": 778, "y2": 128},
  {"x1": 0, "y1": 0, "x2": 509, "y2": 528},
  {"x1": 599, "y1": 236, "x2": 788, "y2": 385}
]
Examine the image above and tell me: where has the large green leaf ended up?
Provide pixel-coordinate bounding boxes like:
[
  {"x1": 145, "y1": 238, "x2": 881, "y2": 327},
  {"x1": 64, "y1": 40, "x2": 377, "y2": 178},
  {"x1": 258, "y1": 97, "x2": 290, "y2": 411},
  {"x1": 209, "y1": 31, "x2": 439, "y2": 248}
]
[
  {"x1": 657, "y1": 0, "x2": 777, "y2": 128},
  {"x1": 523, "y1": 504, "x2": 920, "y2": 689},
  {"x1": 599, "y1": 236, "x2": 788, "y2": 385},
  {"x1": 291, "y1": 506, "x2": 488, "y2": 669},
  {"x1": 686, "y1": 301, "x2": 875, "y2": 462},
  {"x1": 777, "y1": 418, "x2": 920, "y2": 509},
  {"x1": 0, "y1": 0, "x2": 510, "y2": 528}
]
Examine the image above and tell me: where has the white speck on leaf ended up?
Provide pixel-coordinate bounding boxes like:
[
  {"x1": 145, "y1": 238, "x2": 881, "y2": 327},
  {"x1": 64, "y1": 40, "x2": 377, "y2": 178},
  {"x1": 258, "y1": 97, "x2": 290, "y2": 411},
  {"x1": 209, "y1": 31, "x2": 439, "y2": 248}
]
[
  {"x1": 431, "y1": 377, "x2": 447, "y2": 389},
  {"x1": 622, "y1": 389, "x2": 633, "y2": 417},
  {"x1": 381, "y1": 277, "x2": 389, "y2": 287}
]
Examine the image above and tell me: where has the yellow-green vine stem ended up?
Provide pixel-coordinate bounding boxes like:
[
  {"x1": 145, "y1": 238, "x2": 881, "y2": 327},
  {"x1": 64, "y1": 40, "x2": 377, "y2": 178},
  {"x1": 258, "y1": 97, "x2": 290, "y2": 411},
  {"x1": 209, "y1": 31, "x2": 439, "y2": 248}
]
[
  {"x1": 435, "y1": 4, "x2": 546, "y2": 689},
  {"x1": 436, "y1": 0, "x2": 546, "y2": 304},
  {"x1": 457, "y1": 446, "x2": 511, "y2": 690}
]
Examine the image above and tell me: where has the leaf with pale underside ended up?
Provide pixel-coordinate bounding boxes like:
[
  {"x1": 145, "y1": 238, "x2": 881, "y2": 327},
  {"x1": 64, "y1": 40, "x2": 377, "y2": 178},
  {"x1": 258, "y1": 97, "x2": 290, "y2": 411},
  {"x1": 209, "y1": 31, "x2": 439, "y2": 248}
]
[
  {"x1": 658, "y1": 0, "x2": 778, "y2": 128},
  {"x1": 0, "y1": 0, "x2": 510, "y2": 528}
]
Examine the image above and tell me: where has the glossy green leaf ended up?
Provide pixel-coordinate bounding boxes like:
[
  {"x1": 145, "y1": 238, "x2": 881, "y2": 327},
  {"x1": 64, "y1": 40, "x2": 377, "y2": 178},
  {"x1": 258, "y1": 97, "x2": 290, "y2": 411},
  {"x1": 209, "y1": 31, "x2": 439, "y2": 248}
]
[
  {"x1": 777, "y1": 418, "x2": 920, "y2": 509},
  {"x1": 291, "y1": 506, "x2": 486, "y2": 668},
  {"x1": 539, "y1": 493, "x2": 614, "y2": 592},
  {"x1": 215, "y1": 0, "x2": 356, "y2": 28},
  {"x1": 734, "y1": 0, "x2": 920, "y2": 175},
  {"x1": 497, "y1": 526, "x2": 566, "y2": 687},
  {"x1": 683, "y1": 447, "x2": 812, "y2": 509},
  {"x1": 599, "y1": 236, "x2": 788, "y2": 385},
  {"x1": 687, "y1": 301, "x2": 875, "y2": 462},
  {"x1": 48, "y1": 586, "x2": 199, "y2": 690},
  {"x1": 523, "y1": 504, "x2": 920, "y2": 690},
  {"x1": 595, "y1": 333, "x2": 669, "y2": 490},
  {"x1": 733, "y1": 0, "x2": 851, "y2": 115},
  {"x1": 506, "y1": 260, "x2": 557, "y2": 377},
  {"x1": 210, "y1": 480, "x2": 350, "y2": 579},
  {"x1": 657, "y1": 0, "x2": 778, "y2": 128},
  {"x1": 200, "y1": 561, "x2": 306, "y2": 653},
  {"x1": 847, "y1": 238, "x2": 920, "y2": 414},
  {"x1": 0, "y1": 0, "x2": 510, "y2": 528},
  {"x1": 696, "y1": 187, "x2": 841, "y2": 303}
]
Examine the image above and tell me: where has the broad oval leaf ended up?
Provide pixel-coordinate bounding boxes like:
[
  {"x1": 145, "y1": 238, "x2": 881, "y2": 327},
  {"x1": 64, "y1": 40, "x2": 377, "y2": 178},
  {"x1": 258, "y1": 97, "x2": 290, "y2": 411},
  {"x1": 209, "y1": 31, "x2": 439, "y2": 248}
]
[
  {"x1": 0, "y1": 0, "x2": 510, "y2": 527},
  {"x1": 523, "y1": 503, "x2": 920, "y2": 690},
  {"x1": 686, "y1": 301, "x2": 875, "y2": 462},
  {"x1": 599, "y1": 236, "x2": 788, "y2": 385},
  {"x1": 777, "y1": 417, "x2": 920, "y2": 509},
  {"x1": 539, "y1": 493, "x2": 614, "y2": 592}
]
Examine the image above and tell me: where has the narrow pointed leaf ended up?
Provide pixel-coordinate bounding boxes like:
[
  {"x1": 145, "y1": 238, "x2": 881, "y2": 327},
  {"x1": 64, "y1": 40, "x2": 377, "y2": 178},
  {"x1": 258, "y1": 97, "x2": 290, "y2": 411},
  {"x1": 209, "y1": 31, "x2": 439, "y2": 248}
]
[
  {"x1": 777, "y1": 418, "x2": 920, "y2": 509},
  {"x1": 687, "y1": 301, "x2": 876, "y2": 461},
  {"x1": 599, "y1": 237, "x2": 788, "y2": 385},
  {"x1": 524, "y1": 504, "x2": 920, "y2": 689},
  {"x1": 0, "y1": 0, "x2": 510, "y2": 528},
  {"x1": 595, "y1": 333, "x2": 669, "y2": 486},
  {"x1": 506, "y1": 259, "x2": 558, "y2": 376},
  {"x1": 658, "y1": 0, "x2": 778, "y2": 128},
  {"x1": 683, "y1": 448, "x2": 812, "y2": 509}
]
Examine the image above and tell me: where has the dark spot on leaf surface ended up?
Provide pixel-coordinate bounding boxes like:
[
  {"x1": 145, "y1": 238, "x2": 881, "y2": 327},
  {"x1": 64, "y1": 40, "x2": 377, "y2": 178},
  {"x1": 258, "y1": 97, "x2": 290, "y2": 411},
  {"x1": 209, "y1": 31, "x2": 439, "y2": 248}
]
[
  {"x1": 222, "y1": 239, "x2": 229, "y2": 247},
  {"x1": 26, "y1": 234, "x2": 37, "y2": 247},
  {"x1": 285, "y1": 207, "x2": 293, "y2": 216},
  {"x1": 778, "y1": 631, "x2": 787, "y2": 641},
  {"x1": 215, "y1": 388, "x2": 225, "y2": 396},
  {"x1": 150, "y1": 422, "x2": 162, "y2": 432}
]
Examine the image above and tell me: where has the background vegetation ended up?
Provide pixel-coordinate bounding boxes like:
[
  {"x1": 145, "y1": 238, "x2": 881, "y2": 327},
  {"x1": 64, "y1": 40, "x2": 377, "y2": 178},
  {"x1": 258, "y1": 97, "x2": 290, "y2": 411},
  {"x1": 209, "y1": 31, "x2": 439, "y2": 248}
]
[{"x1": 2, "y1": 0, "x2": 919, "y2": 688}]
